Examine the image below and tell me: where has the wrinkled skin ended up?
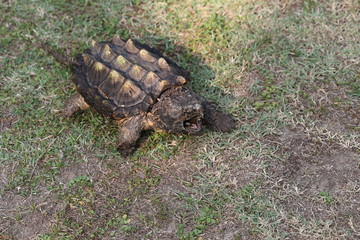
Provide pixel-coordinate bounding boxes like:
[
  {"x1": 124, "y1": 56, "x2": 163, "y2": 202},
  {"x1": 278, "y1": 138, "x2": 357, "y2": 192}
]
[
  {"x1": 150, "y1": 87, "x2": 204, "y2": 134},
  {"x1": 64, "y1": 87, "x2": 236, "y2": 156}
]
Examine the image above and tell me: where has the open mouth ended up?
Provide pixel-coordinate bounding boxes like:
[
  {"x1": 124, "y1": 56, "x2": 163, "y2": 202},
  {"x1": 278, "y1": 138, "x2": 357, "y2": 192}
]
[{"x1": 183, "y1": 116, "x2": 201, "y2": 133}]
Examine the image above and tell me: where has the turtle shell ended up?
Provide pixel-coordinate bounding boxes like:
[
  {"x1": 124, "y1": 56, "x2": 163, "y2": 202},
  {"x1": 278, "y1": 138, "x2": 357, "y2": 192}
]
[{"x1": 72, "y1": 36, "x2": 188, "y2": 119}]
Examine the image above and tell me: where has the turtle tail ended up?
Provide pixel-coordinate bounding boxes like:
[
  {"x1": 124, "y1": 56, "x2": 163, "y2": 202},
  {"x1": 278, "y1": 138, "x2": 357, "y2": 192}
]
[
  {"x1": 40, "y1": 42, "x2": 71, "y2": 66},
  {"x1": 34, "y1": 34, "x2": 76, "y2": 66}
]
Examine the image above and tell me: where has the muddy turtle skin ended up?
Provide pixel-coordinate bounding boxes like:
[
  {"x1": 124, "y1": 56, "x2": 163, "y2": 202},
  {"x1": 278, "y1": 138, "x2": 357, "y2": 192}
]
[{"x1": 63, "y1": 36, "x2": 236, "y2": 156}]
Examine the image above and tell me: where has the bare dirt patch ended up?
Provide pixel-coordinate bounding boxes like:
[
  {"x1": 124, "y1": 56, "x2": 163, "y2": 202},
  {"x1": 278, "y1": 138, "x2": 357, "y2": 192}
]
[
  {"x1": 264, "y1": 104, "x2": 360, "y2": 238},
  {"x1": 201, "y1": 213, "x2": 256, "y2": 240},
  {"x1": 0, "y1": 190, "x2": 64, "y2": 240},
  {"x1": 123, "y1": 140, "x2": 262, "y2": 239}
]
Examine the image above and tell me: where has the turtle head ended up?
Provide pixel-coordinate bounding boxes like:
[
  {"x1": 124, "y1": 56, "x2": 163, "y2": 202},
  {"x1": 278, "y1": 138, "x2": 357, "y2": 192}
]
[{"x1": 151, "y1": 87, "x2": 203, "y2": 135}]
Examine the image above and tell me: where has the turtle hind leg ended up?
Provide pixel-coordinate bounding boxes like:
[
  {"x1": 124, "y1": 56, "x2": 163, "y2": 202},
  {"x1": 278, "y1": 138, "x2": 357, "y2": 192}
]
[{"x1": 62, "y1": 92, "x2": 90, "y2": 117}]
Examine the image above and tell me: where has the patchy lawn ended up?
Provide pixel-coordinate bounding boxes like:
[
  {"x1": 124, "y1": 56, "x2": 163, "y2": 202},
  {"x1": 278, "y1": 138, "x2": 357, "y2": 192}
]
[{"x1": 1, "y1": 0, "x2": 359, "y2": 239}]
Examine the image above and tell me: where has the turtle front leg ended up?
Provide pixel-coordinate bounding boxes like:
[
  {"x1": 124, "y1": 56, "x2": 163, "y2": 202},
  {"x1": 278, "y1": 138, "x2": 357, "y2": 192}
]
[
  {"x1": 201, "y1": 100, "x2": 236, "y2": 132},
  {"x1": 63, "y1": 92, "x2": 90, "y2": 117},
  {"x1": 117, "y1": 115, "x2": 147, "y2": 157}
]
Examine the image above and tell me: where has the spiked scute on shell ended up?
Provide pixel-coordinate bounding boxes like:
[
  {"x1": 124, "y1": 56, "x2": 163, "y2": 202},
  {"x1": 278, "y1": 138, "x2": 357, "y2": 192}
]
[{"x1": 72, "y1": 37, "x2": 189, "y2": 119}]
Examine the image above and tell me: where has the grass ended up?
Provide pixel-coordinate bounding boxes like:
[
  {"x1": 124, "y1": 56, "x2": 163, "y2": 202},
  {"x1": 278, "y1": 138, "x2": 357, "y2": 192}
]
[{"x1": 1, "y1": 0, "x2": 359, "y2": 239}]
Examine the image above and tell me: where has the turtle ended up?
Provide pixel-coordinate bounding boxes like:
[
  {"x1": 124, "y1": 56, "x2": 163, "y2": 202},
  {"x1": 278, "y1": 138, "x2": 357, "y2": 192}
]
[{"x1": 56, "y1": 36, "x2": 236, "y2": 156}]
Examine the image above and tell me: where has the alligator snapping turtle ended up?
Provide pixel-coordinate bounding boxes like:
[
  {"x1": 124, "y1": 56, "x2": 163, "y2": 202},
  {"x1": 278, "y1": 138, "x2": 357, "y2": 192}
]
[{"x1": 60, "y1": 36, "x2": 235, "y2": 156}]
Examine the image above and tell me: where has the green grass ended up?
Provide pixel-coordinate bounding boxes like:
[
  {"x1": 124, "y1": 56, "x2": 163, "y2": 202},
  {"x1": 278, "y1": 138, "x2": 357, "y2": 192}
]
[{"x1": 1, "y1": 0, "x2": 359, "y2": 239}]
